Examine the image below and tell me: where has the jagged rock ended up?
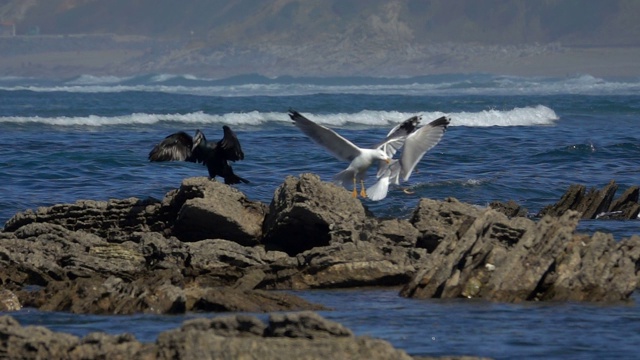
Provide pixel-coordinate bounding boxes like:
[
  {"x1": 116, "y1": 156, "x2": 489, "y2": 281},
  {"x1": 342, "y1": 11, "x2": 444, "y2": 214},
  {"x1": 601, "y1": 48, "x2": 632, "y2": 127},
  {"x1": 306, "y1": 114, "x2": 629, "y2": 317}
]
[
  {"x1": 3, "y1": 197, "x2": 167, "y2": 240},
  {"x1": 607, "y1": 186, "x2": 640, "y2": 219},
  {"x1": 374, "y1": 218, "x2": 421, "y2": 247},
  {"x1": 0, "y1": 223, "x2": 147, "y2": 286},
  {"x1": 489, "y1": 200, "x2": 528, "y2": 218},
  {"x1": 265, "y1": 312, "x2": 352, "y2": 338},
  {"x1": 410, "y1": 197, "x2": 482, "y2": 252},
  {"x1": 21, "y1": 274, "x2": 324, "y2": 315},
  {"x1": 155, "y1": 312, "x2": 413, "y2": 360},
  {"x1": 170, "y1": 177, "x2": 268, "y2": 245},
  {"x1": 0, "y1": 289, "x2": 21, "y2": 311},
  {"x1": 1, "y1": 175, "x2": 639, "y2": 309},
  {"x1": 538, "y1": 180, "x2": 639, "y2": 219},
  {"x1": 401, "y1": 209, "x2": 640, "y2": 302},
  {"x1": 262, "y1": 174, "x2": 373, "y2": 255},
  {"x1": 0, "y1": 316, "x2": 80, "y2": 359},
  {"x1": 69, "y1": 332, "x2": 154, "y2": 360},
  {"x1": 0, "y1": 312, "x2": 414, "y2": 360},
  {"x1": 185, "y1": 287, "x2": 326, "y2": 312},
  {"x1": 541, "y1": 233, "x2": 640, "y2": 301},
  {"x1": 263, "y1": 241, "x2": 423, "y2": 290}
]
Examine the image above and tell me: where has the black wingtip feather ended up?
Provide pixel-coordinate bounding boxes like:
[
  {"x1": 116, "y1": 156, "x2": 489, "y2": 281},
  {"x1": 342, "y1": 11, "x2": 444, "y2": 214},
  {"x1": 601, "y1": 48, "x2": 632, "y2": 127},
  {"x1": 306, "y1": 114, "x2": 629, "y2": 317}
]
[{"x1": 428, "y1": 116, "x2": 451, "y2": 129}]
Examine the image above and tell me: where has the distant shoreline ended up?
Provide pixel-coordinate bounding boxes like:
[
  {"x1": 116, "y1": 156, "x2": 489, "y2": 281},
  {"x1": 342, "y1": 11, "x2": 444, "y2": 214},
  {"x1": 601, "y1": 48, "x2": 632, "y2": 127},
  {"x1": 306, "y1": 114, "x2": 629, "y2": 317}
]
[{"x1": 1, "y1": 35, "x2": 638, "y2": 79}]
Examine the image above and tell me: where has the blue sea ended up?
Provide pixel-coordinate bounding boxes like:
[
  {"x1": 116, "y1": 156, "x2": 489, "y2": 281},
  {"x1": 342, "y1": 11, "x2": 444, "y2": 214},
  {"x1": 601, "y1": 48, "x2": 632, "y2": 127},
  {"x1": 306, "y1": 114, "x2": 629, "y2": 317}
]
[{"x1": 1, "y1": 73, "x2": 640, "y2": 359}]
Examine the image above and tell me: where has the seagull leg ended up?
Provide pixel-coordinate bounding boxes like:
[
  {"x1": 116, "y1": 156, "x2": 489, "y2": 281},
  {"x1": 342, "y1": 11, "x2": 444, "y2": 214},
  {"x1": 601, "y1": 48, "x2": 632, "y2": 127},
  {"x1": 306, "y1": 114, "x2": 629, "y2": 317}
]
[
  {"x1": 360, "y1": 180, "x2": 367, "y2": 198},
  {"x1": 352, "y1": 177, "x2": 358, "y2": 198}
]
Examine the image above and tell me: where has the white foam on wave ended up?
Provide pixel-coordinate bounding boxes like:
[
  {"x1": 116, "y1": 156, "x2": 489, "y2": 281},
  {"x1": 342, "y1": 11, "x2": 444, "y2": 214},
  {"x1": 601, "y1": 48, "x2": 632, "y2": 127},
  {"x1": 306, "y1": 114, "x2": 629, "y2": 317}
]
[
  {"x1": 66, "y1": 75, "x2": 132, "y2": 85},
  {"x1": 451, "y1": 105, "x2": 558, "y2": 127},
  {"x1": 0, "y1": 106, "x2": 557, "y2": 127},
  {"x1": 2, "y1": 73, "x2": 639, "y2": 96}
]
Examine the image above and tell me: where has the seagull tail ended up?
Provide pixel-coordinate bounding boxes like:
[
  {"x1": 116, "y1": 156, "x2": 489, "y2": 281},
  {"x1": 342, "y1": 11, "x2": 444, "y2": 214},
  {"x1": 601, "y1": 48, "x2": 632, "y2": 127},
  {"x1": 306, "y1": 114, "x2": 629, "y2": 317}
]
[
  {"x1": 333, "y1": 169, "x2": 356, "y2": 188},
  {"x1": 367, "y1": 174, "x2": 391, "y2": 201}
]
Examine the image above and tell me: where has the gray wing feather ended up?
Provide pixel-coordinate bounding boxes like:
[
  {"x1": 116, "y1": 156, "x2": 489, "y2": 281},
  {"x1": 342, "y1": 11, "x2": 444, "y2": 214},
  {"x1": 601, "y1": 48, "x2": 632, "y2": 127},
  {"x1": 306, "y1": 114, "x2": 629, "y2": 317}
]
[
  {"x1": 289, "y1": 110, "x2": 362, "y2": 162},
  {"x1": 400, "y1": 116, "x2": 450, "y2": 181}
]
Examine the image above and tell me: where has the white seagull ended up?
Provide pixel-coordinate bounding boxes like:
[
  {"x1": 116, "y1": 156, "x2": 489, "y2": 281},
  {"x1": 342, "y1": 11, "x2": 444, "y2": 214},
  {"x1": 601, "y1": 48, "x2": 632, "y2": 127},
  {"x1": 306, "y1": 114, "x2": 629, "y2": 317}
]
[
  {"x1": 289, "y1": 110, "x2": 394, "y2": 198},
  {"x1": 367, "y1": 116, "x2": 450, "y2": 201}
]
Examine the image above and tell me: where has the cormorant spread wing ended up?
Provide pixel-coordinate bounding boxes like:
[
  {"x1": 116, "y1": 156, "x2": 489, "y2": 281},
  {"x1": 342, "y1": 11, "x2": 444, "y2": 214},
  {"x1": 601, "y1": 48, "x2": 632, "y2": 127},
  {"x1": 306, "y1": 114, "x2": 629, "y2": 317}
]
[{"x1": 148, "y1": 126, "x2": 249, "y2": 185}]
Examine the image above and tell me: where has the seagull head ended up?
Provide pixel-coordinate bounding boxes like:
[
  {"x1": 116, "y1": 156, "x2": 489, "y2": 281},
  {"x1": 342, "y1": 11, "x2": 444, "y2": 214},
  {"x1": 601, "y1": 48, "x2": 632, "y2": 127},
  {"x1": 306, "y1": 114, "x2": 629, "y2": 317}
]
[{"x1": 375, "y1": 148, "x2": 391, "y2": 164}]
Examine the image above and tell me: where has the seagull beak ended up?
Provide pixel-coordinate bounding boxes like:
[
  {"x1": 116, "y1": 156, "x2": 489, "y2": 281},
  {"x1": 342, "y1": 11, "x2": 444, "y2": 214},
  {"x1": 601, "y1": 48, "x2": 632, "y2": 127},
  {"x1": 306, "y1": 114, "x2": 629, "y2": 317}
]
[{"x1": 385, "y1": 158, "x2": 391, "y2": 164}]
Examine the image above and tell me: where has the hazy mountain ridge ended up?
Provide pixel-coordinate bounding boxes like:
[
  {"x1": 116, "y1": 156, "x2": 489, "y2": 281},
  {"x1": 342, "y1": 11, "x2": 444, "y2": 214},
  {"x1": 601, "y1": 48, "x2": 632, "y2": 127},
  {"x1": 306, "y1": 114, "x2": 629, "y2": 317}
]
[
  {"x1": 1, "y1": 0, "x2": 639, "y2": 78},
  {"x1": 3, "y1": 0, "x2": 640, "y2": 46}
]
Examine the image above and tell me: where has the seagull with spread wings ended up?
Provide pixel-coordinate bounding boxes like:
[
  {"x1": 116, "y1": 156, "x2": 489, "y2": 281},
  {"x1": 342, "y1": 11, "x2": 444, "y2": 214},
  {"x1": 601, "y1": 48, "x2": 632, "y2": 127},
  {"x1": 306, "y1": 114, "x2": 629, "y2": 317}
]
[
  {"x1": 367, "y1": 116, "x2": 450, "y2": 201},
  {"x1": 288, "y1": 109, "x2": 394, "y2": 198}
]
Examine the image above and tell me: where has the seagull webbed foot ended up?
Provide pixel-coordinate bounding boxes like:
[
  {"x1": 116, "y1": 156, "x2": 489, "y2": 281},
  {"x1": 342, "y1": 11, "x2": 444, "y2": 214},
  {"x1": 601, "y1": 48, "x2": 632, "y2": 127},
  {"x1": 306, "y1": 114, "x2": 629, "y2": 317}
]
[{"x1": 359, "y1": 180, "x2": 367, "y2": 198}]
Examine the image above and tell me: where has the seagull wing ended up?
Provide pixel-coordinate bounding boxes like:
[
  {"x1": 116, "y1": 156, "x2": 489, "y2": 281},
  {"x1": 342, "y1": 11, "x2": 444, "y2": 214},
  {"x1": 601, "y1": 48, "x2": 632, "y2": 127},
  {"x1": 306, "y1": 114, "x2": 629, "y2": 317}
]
[
  {"x1": 148, "y1": 131, "x2": 195, "y2": 162},
  {"x1": 289, "y1": 110, "x2": 361, "y2": 162},
  {"x1": 373, "y1": 115, "x2": 422, "y2": 173},
  {"x1": 216, "y1": 125, "x2": 245, "y2": 162},
  {"x1": 400, "y1": 116, "x2": 450, "y2": 181}
]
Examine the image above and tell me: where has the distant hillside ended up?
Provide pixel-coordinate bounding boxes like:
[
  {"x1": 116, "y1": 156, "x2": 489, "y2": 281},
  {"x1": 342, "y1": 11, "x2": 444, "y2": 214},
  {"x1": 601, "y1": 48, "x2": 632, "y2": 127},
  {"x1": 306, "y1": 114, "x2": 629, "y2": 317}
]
[
  {"x1": 2, "y1": 0, "x2": 640, "y2": 46},
  {"x1": 2, "y1": 0, "x2": 639, "y2": 78}
]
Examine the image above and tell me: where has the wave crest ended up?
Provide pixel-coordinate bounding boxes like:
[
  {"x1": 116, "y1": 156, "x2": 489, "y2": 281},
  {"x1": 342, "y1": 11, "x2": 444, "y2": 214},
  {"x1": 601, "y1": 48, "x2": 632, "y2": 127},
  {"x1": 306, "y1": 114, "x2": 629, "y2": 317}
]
[{"x1": 0, "y1": 106, "x2": 558, "y2": 127}]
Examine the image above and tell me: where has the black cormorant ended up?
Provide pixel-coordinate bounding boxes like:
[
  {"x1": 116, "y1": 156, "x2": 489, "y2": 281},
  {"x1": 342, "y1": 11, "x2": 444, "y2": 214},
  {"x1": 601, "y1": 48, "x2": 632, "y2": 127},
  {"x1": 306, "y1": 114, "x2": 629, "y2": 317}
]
[{"x1": 148, "y1": 126, "x2": 249, "y2": 184}]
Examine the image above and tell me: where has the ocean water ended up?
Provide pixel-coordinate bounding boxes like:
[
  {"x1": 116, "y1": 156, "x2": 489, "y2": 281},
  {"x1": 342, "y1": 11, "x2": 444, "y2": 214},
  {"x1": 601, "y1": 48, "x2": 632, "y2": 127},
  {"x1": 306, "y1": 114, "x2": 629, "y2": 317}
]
[{"x1": 1, "y1": 73, "x2": 640, "y2": 359}]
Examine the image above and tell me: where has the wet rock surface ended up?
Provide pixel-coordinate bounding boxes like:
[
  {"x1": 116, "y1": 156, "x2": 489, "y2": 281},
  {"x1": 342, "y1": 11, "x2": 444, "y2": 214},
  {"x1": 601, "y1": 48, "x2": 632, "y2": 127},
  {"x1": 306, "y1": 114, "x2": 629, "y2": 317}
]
[
  {"x1": 0, "y1": 312, "x2": 420, "y2": 360},
  {"x1": 0, "y1": 175, "x2": 639, "y2": 357},
  {"x1": 538, "y1": 180, "x2": 640, "y2": 219},
  {"x1": 2, "y1": 174, "x2": 639, "y2": 309}
]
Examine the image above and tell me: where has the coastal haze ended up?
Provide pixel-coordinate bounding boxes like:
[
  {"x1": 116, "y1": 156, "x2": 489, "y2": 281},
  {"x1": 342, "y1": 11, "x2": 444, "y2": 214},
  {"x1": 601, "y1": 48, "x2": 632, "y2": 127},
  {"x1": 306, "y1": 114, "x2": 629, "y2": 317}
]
[{"x1": 1, "y1": 0, "x2": 640, "y2": 79}]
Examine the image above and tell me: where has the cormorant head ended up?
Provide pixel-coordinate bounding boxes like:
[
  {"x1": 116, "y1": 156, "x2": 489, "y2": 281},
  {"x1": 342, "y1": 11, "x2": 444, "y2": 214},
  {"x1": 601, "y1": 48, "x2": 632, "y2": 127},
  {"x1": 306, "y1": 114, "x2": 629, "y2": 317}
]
[{"x1": 192, "y1": 129, "x2": 206, "y2": 150}]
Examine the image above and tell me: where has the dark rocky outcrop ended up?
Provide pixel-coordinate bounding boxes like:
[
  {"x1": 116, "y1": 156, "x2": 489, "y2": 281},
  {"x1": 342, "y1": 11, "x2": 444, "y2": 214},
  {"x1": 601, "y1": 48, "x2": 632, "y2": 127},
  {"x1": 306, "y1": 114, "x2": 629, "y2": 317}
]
[
  {"x1": 3, "y1": 177, "x2": 267, "y2": 245},
  {"x1": 0, "y1": 174, "x2": 638, "y2": 314},
  {"x1": 489, "y1": 200, "x2": 529, "y2": 218},
  {"x1": 538, "y1": 180, "x2": 640, "y2": 219},
  {"x1": 262, "y1": 174, "x2": 373, "y2": 255},
  {"x1": 0, "y1": 312, "x2": 417, "y2": 360},
  {"x1": 20, "y1": 275, "x2": 324, "y2": 315},
  {"x1": 402, "y1": 204, "x2": 640, "y2": 302},
  {"x1": 170, "y1": 177, "x2": 267, "y2": 244}
]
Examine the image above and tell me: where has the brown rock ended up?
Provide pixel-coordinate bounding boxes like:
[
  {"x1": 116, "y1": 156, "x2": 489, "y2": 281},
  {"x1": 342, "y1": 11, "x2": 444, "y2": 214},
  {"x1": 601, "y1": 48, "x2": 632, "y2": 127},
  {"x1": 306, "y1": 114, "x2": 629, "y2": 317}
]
[
  {"x1": 185, "y1": 287, "x2": 326, "y2": 313},
  {"x1": 539, "y1": 184, "x2": 584, "y2": 218},
  {"x1": 0, "y1": 315, "x2": 79, "y2": 359},
  {"x1": 262, "y1": 174, "x2": 372, "y2": 255},
  {"x1": 401, "y1": 206, "x2": 640, "y2": 302},
  {"x1": 580, "y1": 180, "x2": 617, "y2": 219},
  {"x1": 22, "y1": 274, "x2": 324, "y2": 315},
  {"x1": 0, "y1": 289, "x2": 21, "y2": 311},
  {"x1": 607, "y1": 186, "x2": 640, "y2": 219},
  {"x1": 410, "y1": 197, "x2": 482, "y2": 252},
  {"x1": 0, "y1": 312, "x2": 414, "y2": 360},
  {"x1": 3, "y1": 197, "x2": 166, "y2": 240},
  {"x1": 538, "y1": 180, "x2": 639, "y2": 219},
  {"x1": 155, "y1": 312, "x2": 413, "y2": 360},
  {"x1": 541, "y1": 233, "x2": 640, "y2": 301},
  {"x1": 489, "y1": 200, "x2": 528, "y2": 218},
  {"x1": 171, "y1": 177, "x2": 267, "y2": 245}
]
